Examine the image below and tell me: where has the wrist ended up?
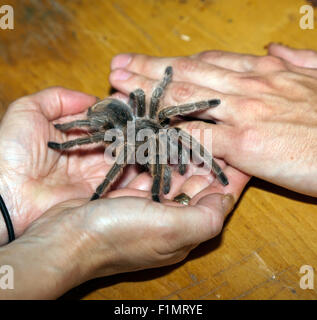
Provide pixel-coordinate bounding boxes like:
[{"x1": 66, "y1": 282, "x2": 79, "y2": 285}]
[
  {"x1": 0, "y1": 224, "x2": 87, "y2": 299},
  {"x1": 0, "y1": 168, "x2": 19, "y2": 245}
]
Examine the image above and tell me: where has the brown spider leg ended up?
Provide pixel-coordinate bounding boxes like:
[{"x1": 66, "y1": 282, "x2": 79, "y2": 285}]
[
  {"x1": 158, "y1": 132, "x2": 172, "y2": 194},
  {"x1": 163, "y1": 165, "x2": 172, "y2": 195},
  {"x1": 54, "y1": 120, "x2": 91, "y2": 132},
  {"x1": 148, "y1": 135, "x2": 167, "y2": 202},
  {"x1": 167, "y1": 132, "x2": 189, "y2": 175},
  {"x1": 129, "y1": 88, "x2": 146, "y2": 118},
  {"x1": 177, "y1": 140, "x2": 189, "y2": 175},
  {"x1": 172, "y1": 128, "x2": 229, "y2": 186},
  {"x1": 150, "y1": 157, "x2": 164, "y2": 202},
  {"x1": 90, "y1": 143, "x2": 129, "y2": 201},
  {"x1": 158, "y1": 99, "x2": 221, "y2": 123},
  {"x1": 149, "y1": 66, "x2": 173, "y2": 119},
  {"x1": 48, "y1": 132, "x2": 105, "y2": 150}
]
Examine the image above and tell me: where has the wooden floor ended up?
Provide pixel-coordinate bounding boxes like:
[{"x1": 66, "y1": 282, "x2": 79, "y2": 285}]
[{"x1": 1, "y1": 0, "x2": 317, "y2": 300}]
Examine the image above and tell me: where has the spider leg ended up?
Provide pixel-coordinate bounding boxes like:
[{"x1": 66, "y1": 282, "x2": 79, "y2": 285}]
[
  {"x1": 157, "y1": 132, "x2": 172, "y2": 195},
  {"x1": 177, "y1": 140, "x2": 189, "y2": 175},
  {"x1": 149, "y1": 66, "x2": 173, "y2": 119},
  {"x1": 150, "y1": 156, "x2": 164, "y2": 202},
  {"x1": 167, "y1": 131, "x2": 189, "y2": 175},
  {"x1": 129, "y1": 88, "x2": 146, "y2": 118},
  {"x1": 90, "y1": 144, "x2": 129, "y2": 201},
  {"x1": 172, "y1": 128, "x2": 229, "y2": 186},
  {"x1": 147, "y1": 135, "x2": 167, "y2": 202},
  {"x1": 163, "y1": 165, "x2": 172, "y2": 195},
  {"x1": 48, "y1": 132, "x2": 105, "y2": 150},
  {"x1": 158, "y1": 99, "x2": 220, "y2": 123},
  {"x1": 54, "y1": 120, "x2": 91, "y2": 132}
]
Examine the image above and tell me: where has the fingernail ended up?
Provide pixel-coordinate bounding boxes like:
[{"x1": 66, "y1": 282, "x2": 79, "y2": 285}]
[
  {"x1": 111, "y1": 54, "x2": 132, "y2": 70},
  {"x1": 222, "y1": 193, "x2": 235, "y2": 217},
  {"x1": 111, "y1": 69, "x2": 132, "y2": 81}
]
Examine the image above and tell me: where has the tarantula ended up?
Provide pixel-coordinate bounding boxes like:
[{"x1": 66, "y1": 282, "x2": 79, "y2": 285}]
[{"x1": 48, "y1": 66, "x2": 228, "y2": 202}]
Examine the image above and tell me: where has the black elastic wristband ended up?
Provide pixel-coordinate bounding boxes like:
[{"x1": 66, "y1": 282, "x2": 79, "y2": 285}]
[{"x1": 0, "y1": 195, "x2": 15, "y2": 243}]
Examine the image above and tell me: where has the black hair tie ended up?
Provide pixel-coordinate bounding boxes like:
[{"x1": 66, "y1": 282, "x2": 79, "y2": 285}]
[{"x1": 0, "y1": 195, "x2": 15, "y2": 243}]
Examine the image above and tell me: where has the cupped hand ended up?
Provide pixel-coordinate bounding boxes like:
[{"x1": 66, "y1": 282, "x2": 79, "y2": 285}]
[
  {"x1": 0, "y1": 87, "x2": 127, "y2": 241},
  {"x1": 0, "y1": 118, "x2": 249, "y2": 298},
  {"x1": 2, "y1": 148, "x2": 249, "y2": 299},
  {"x1": 109, "y1": 44, "x2": 317, "y2": 197},
  {"x1": 8, "y1": 184, "x2": 237, "y2": 299},
  {"x1": 0, "y1": 87, "x2": 249, "y2": 244}
]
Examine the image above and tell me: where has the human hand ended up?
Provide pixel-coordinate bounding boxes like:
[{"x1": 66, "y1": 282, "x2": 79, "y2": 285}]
[
  {"x1": 0, "y1": 182, "x2": 243, "y2": 299},
  {"x1": 0, "y1": 88, "x2": 101, "y2": 242},
  {"x1": 109, "y1": 44, "x2": 317, "y2": 197},
  {"x1": 0, "y1": 86, "x2": 249, "y2": 245}
]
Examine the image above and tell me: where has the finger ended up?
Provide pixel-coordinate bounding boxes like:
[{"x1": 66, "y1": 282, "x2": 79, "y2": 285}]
[
  {"x1": 193, "y1": 50, "x2": 258, "y2": 72},
  {"x1": 268, "y1": 43, "x2": 317, "y2": 68},
  {"x1": 53, "y1": 91, "x2": 129, "y2": 126},
  {"x1": 177, "y1": 121, "x2": 237, "y2": 161},
  {"x1": 111, "y1": 53, "x2": 237, "y2": 94},
  {"x1": 106, "y1": 188, "x2": 150, "y2": 199},
  {"x1": 26, "y1": 87, "x2": 97, "y2": 120},
  {"x1": 170, "y1": 193, "x2": 235, "y2": 247},
  {"x1": 126, "y1": 166, "x2": 192, "y2": 199},
  {"x1": 191, "y1": 165, "x2": 250, "y2": 205},
  {"x1": 174, "y1": 174, "x2": 214, "y2": 199},
  {"x1": 175, "y1": 147, "x2": 250, "y2": 206},
  {"x1": 109, "y1": 69, "x2": 239, "y2": 124},
  {"x1": 126, "y1": 172, "x2": 153, "y2": 191},
  {"x1": 112, "y1": 165, "x2": 140, "y2": 189}
]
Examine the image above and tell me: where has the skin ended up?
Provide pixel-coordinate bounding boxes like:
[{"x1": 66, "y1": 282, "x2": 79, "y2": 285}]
[
  {"x1": 0, "y1": 87, "x2": 248, "y2": 299},
  {"x1": 109, "y1": 43, "x2": 317, "y2": 197}
]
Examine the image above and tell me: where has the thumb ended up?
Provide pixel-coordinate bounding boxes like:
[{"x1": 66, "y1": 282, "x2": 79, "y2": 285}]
[
  {"x1": 268, "y1": 43, "x2": 317, "y2": 68},
  {"x1": 27, "y1": 87, "x2": 97, "y2": 120},
  {"x1": 176, "y1": 193, "x2": 235, "y2": 247},
  {"x1": 196, "y1": 192, "x2": 235, "y2": 220}
]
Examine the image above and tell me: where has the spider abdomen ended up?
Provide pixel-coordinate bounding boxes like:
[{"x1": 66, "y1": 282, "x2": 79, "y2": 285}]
[{"x1": 88, "y1": 98, "x2": 134, "y2": 129}]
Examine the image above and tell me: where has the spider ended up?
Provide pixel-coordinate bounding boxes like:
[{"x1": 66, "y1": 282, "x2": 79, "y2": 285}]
[{"x1": 48, "y1": 66, "x2": 228, "y2": 202}]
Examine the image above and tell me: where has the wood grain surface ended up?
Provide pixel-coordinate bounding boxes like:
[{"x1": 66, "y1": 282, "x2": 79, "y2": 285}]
[{"x1": 0, "y1": 0, "x2": 317, "y2": 300}]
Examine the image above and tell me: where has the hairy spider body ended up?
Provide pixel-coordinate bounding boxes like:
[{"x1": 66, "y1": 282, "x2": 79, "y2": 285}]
[{"x1": 48, "y1": 66, "x2": 228, "y2": 202}]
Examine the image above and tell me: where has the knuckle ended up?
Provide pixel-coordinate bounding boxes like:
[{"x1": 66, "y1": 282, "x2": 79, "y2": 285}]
[
  {"x1": 174, "y1": 57, "x2": 199, "y2": 75},
  {"x1": 237, "y1": 125, "x2": 261, "y2": 154},
  {"x1": 225, "y1": 70, "x2": 243, "y2": 83},
  {"x1": 239, "y1": 96, "x2": 264, "y2": 110},
  {"x1": 169, "y1": 82, "x2": 195, "y2": 103},
  {"x1": 236, "y1": 96, "x2": 272, "y2": 120},
  {"x1": 197, "y1": 50, "x2": 224, "y2": 61},
  {"x1": 241, "y1": 55, "x2": 258, "y2": 71},
  {"x1": 255, "y1": 56, "x2": 287, "y2": 71},
  {"x1": 241, "y1": 74, "x2": 272, "y2": 92}
]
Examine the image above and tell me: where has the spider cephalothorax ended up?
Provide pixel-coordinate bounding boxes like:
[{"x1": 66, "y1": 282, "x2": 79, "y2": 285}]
[{"x1": 48, "y1": 66, "x2": 228, "y2": 202}]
